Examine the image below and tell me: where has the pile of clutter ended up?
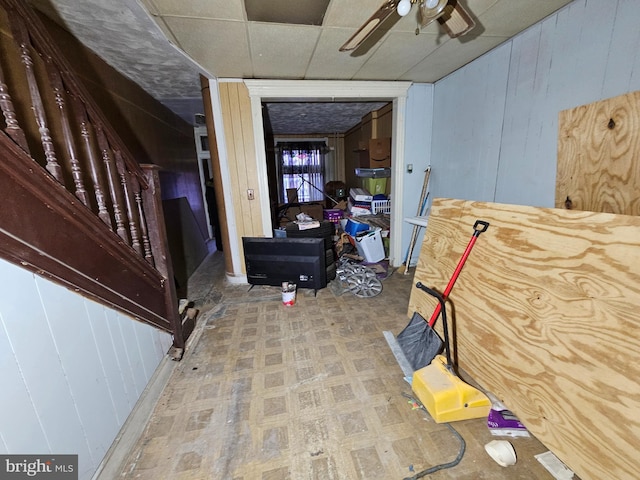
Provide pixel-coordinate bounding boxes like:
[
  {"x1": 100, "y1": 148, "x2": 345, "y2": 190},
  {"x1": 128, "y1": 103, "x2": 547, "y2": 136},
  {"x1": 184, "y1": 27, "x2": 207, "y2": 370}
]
[
  {"x1": 349, "y1": 166, "x2": 391, "y2": 216},
  {"x1": 339, "y1": 218, "x2": 386, "y2": 263},
  {"x1": 329, "y1": 216, "x2": 393, "y2": 298},
  {"x1": 324, "y1": 193, "x2": 392, "y2": 297},
  {"x1": 277, "y1": 178, "x2": 392, "y2": 297}
]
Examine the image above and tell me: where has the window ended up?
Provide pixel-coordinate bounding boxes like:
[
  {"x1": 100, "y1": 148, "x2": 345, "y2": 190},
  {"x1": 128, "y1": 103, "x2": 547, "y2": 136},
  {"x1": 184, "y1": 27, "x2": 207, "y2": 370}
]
[{"x1": 277, "y1": 141, "x2": 326, "y2": 203}]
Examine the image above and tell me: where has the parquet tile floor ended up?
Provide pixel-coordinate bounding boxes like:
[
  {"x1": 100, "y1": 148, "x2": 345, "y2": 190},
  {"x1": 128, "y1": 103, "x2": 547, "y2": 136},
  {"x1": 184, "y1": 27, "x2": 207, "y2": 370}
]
[{"x1": 118, "y1": 252, "x2": 564, "y2": 479}]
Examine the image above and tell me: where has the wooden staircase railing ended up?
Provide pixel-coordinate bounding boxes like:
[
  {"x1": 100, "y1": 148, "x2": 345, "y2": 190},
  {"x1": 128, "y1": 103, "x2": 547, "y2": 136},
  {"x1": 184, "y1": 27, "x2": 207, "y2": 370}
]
[{"x1": 0, "y1": 0, "x2": 185, "y2": 352}]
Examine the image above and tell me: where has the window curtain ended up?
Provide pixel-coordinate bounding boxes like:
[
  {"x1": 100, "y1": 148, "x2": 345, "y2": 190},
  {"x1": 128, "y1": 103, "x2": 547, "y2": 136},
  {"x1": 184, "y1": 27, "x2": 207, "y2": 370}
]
[{"x1": 277, "y1": 142, "x2": 326, "y2": 203}]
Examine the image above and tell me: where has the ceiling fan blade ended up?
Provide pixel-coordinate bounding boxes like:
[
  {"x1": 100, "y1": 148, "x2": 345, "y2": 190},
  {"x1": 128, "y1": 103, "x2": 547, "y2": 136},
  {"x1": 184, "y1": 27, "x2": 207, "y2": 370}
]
[
  {"x1": 418, "y1": 0, "x2": 448, "y2": 28},
  {"x1": 339, "y1": 0, "x2": 400, "y2": 52},
  {"x1": 438, "y1": 1, "x2": 475, "y2": 38}
]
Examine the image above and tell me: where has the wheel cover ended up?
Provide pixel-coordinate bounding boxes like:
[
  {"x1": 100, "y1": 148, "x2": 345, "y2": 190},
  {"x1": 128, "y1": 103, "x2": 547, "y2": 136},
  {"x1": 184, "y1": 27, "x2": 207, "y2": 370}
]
[{"x1": 345, "y1": 272, "x2": 383, "y2": 298}]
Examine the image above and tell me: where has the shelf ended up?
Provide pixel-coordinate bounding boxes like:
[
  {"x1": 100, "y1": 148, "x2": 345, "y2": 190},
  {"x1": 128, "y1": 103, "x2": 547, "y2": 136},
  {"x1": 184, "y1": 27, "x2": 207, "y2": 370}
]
[{"x1": 404, "y1": 216, "x2": 428, "y2": 228}]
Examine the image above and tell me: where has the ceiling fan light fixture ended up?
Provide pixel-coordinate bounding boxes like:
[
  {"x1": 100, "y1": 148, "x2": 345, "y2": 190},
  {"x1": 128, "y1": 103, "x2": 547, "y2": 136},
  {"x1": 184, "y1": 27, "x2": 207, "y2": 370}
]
[
  {"x1": 438, "y1": 2, "x2": 475, "y2": 38},
  {"x1": 339, "y1": 0, "x2": 475, "y2": 52},
  {"x1": 418, "y1": 0, "x2": 448, "y2": 28},
  {"x1": 339, "y1": 18, "x2": 381, "y2": 51},
  {"x1": 397, "y1": 0, "x2": 412, "y2": 16},
  {"x1": 339, "y1": 0, "x2": 399, "y2": 52}
]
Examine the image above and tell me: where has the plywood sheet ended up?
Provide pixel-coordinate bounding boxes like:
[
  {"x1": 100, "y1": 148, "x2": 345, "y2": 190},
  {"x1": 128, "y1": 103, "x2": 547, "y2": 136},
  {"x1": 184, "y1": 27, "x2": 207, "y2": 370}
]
[
  {"x1": 408, "y1": 198, "x2": 640, "y2": 480},
  {"x1": 556, "y1": 90, "x2": 640, "y2": 214}
]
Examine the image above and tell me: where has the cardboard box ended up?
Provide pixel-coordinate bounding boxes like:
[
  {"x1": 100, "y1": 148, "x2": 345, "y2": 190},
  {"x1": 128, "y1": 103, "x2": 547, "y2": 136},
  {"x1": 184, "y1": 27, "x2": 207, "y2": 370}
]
[
  {"x1": 359, "y1": 138, "x2": 391, "y2": 168},
  {"x1": 278, "y1": 202, "x2": 324, "y2": 226}
]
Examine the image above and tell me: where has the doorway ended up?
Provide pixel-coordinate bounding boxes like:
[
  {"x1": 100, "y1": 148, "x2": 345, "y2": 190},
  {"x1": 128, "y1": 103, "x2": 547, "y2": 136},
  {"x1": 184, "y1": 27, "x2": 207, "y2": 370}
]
[{"x1": 244, "y1": 80, "x2": 411, "y2": 267}]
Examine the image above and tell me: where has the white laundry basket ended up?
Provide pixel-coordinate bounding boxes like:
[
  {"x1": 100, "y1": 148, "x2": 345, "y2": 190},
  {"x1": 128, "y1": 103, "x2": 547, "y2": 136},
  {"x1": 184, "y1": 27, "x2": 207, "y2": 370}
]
[{"x1": 355, "y1": 228, "x2": 385, "y2": 263}]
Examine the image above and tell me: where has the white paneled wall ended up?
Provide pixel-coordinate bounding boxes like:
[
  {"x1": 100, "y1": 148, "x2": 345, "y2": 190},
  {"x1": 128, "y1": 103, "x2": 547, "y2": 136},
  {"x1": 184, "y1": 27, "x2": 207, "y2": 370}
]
[
  {"x1": 431, "y1": 0, "x2": 640, "y2": 208},
  {"x1": 0, "y1": 258, "x2": 172, "y2": 480},
  {"x1": 432, "y1": 44, "x2": 511, "y2": 203},
  {"x1": 401, "y1": 83, "x2": 433, "y2": 265}
]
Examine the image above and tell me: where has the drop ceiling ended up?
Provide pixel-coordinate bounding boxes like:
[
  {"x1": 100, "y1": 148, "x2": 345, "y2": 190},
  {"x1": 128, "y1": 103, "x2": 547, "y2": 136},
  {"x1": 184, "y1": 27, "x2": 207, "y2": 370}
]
[{"x1": 27, "y1": 0, "x2": 574, "y2": 134}]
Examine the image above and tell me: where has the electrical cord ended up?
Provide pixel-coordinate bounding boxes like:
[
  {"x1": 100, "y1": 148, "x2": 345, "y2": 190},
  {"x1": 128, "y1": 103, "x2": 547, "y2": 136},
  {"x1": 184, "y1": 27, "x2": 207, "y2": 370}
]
[{"x1": 401, "y1": 393, "x2": 466, "y2": 479}]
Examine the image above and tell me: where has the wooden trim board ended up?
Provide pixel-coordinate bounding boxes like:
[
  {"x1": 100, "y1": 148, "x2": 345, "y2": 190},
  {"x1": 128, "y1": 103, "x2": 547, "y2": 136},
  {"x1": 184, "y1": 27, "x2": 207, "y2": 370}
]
[{"x1": 407, "y1": 198, "x2": 640, "y2": 480}]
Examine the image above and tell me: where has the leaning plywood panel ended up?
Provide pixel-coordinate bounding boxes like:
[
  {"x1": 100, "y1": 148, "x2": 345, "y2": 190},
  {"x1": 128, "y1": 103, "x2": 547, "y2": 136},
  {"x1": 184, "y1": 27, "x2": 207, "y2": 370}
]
[
  {"x1": 556, "y1": 90, "x2": 640, "y2": 214},
  {"x1": 408, "y1": 198, "x2": 640, "y2": 480}
]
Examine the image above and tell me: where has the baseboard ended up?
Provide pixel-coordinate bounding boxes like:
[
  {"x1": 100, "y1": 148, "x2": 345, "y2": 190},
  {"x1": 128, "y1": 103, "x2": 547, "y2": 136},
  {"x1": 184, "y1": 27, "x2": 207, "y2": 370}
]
[
  {"x1": 91, "y1": 355, "x2": 177, "y2": 479},
  {"x1": 226, "y1": 272, "x2": 248, "y2": 284},
  {"x1": 93, "y1": 312, "x2": 207, "y2": 479}
]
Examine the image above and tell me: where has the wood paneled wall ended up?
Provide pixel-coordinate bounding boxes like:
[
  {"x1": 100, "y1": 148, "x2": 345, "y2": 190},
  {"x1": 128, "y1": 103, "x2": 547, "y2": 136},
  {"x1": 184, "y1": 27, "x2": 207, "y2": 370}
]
[
  {"x1": 556, "y1": 90, "x2": 640, "y2": 215},
  {"x1": 344, "y1": 125, "x2": 361, "y2": 190},
  {"x1": 218, "y1": 82, "x2": 264, "y2": 269},
  {"x1": 373, "y1": 103, "x2": 393, "y2": 139},
  {"x1": 407, "y1": 198, "x2": 640, "y2": 480},
  {"x1": 344, "y1": 103, "x2": 393, "y2": 190}
]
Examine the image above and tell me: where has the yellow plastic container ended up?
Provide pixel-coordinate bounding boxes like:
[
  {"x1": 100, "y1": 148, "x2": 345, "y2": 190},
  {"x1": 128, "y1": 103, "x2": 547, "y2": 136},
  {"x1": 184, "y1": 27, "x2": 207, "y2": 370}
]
[{"x1": 411, "y1": 355, "x2": 491, "y2": 423}]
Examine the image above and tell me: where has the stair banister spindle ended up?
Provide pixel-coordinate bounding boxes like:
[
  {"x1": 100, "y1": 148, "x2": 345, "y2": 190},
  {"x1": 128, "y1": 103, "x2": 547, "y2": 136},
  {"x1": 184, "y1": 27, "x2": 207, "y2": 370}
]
[
  {"x1": 8, "y1": 13, "x2": 63, "y2": 183},
  {"x1": 70, "y1": 94, "x2": 113, "y2": 228},
  {"x1": 94, "y1": 123, "x2": 129, "y2": 242},
  {"x1": 42, "y1": 57, "x2": 91, "y2": 206},
  {"x1": 114, "y1": 150, "x2": 144, "y2": 255},
  {"x1": 134, "y1": 182, "x2": 154, "y2": 265},
  {"x1": 0, "y1": 60, "x2": 29, "y2": 152},
  {"x1": 5, "y1": 0, "x2": 149, "y2": 192}
]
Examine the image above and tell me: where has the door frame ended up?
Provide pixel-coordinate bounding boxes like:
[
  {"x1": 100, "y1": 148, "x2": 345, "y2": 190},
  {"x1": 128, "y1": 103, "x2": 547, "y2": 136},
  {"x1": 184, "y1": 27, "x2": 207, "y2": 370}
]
[{"x1": 244, "y1": 79, "x2": 411, "y2": 267}]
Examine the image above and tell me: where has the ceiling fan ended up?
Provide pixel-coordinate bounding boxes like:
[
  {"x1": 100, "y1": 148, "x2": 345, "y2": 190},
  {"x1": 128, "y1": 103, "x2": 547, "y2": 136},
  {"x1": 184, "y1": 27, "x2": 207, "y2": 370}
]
[{"x1": 339, "y1": 0, "x2": 475, "y2": 52}]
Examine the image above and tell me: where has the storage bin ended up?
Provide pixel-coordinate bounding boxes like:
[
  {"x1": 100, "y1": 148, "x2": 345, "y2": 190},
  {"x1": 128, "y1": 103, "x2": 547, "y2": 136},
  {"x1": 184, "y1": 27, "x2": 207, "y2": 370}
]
[
  {"x1": 345, "y1": 219, "x2": 369, "y2": 236},
  {"x1": 355, "y1": 228, "x2": 385, "y2": 263},
  {"x1": 362, "y1": 177, "x2": 388, "y2": 195},
  {"x1": 355, "y1": 167, "x2": 391, "y2": 178}
]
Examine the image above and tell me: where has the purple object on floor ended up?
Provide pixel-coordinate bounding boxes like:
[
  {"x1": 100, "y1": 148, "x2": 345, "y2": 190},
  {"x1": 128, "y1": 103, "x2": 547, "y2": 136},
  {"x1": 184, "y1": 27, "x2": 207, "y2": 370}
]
[{"x1": 487, "y1": 408, "x2": 529, "y2": 437}]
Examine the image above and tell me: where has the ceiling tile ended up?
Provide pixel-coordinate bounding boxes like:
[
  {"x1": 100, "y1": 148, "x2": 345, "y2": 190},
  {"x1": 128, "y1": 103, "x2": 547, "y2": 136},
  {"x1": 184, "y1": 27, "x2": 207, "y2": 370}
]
[
  {"x1": 323, "y1": 0, "x2": 396, "y2": 28},
  {"x1": 165, "y1": 17, "x2": 253, "y2": 78},
  {"x1": 392, "y1": 5, "x2": 451, "y2": 34},
  {"x1": 305, "y1": 29, "x2": 378, "y2": 79},
  {"x1": 248, "y1": 23, "x2": 320, "y2": 78},
  {"x1": 353, "y1": 31, "x2": 441, "y2": 80},
  {"x1": 464, "y1": 0, "x2": 501, "y2": 18}
]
